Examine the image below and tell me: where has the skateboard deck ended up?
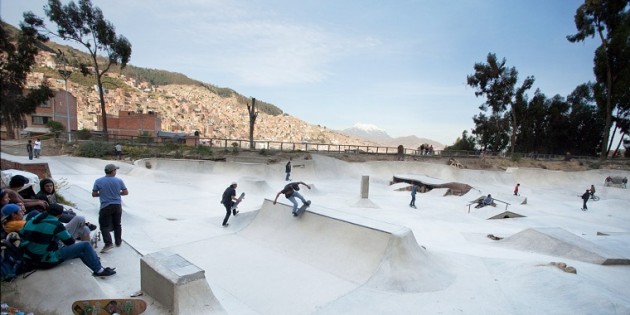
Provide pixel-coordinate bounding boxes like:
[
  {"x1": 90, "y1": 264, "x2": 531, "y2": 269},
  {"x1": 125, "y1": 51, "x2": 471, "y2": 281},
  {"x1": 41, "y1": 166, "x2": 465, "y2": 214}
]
[
  {"x1": 295, "y1": 200, "x2": 311, "y2": 217},
  {"x1": 231, "y1": 192, "x2": 245, "y2": 212},
  {"x1": 72, "y1": 298, "x2": 147, "y2": 315}
]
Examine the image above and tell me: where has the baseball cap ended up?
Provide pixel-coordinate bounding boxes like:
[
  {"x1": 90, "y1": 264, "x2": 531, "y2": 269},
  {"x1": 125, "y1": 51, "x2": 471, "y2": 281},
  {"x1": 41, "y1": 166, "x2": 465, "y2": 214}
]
[
  {"x1": 105, "y1": 164, "x2": 120, "y2": 173},
  {"x1": 1, "y1": 204, "x2": 20, "y2": 222},
  {"x1": 232, "y1": 181, "x2": 237, "y2": 186}
]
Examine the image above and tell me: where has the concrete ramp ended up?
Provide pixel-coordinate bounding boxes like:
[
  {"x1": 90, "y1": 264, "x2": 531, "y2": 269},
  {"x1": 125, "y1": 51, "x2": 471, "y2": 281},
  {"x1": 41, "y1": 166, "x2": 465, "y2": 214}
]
[
  {"x1": 498, "y1": 228, "x2": 630, "y2": 265},
  {"x1": 238, "y1": 199, "x2": 452, "y2": 292}
]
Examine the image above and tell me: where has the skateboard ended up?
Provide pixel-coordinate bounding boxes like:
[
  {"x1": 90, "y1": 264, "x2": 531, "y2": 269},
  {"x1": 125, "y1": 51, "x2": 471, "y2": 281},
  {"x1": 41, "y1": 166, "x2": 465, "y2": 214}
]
[
  {"x1": 72, "y1": 298, "x2": 147, "y2": 315},
  {"x1": 231, "y1": 192, "x2": 245, "y2": 214},
  {"x1": 294, "y1": 200, "x2": 311, "y2": 217}
]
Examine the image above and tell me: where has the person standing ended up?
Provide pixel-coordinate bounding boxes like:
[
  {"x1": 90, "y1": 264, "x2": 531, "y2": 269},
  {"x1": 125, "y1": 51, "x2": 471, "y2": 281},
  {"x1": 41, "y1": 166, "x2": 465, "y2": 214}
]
[
  {"x1": 92, "y1": 164, "x2": 128, "y2": 253},
  {"x1": 285, "y1": 159, "x2": 292, "y2": 181},
  {"x1": 26, "y1": 140, "x2": 34, "y2": 160},
  {"x1": 221, "y1": 182, "x2": 239, "y2": 227},
  {"x1": 409, "y1": 184, "x2": 417, "y2": 209},
  {"x1": 514, "y1": 183, "x2": 520, "y2": 196},
  {"x1": 114, "y1": 143, "x2": 122, "y2": 160},
  {"x1": 33, "y1": 138, "x2": 42, "y2": 158},
  {"x1": 581, "y1": 189, "x2": 590, "y2": 211},
  {"x1": 19, "y1": 203, "x2": 116, "y2": 277},
  {"x1": 273, "y1": 181, "x2": 311, "y2": 216},
  {"x1": 590, "y1": 184, "x2": 596, "y2": 198}
]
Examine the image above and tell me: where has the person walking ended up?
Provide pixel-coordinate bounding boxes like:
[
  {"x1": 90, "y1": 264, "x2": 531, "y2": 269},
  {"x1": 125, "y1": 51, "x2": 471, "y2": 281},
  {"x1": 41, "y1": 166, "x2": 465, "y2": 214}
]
[
  {"x1": 221, "y1": 182, "x2": 240, "y2": 227},
  {"x1": 409, "y1": 184, "x2": 417, "y2": 209},
  {"x1": 92, "y1": 164, "x2": 128, "y2": 253},
  {"x1": 590, "y1": 184, "x2": 596, "y2": 199},
  {"x1": 514, "y1": 183, "x2": 520, "y2": 196},
  {"x1": 114, "y1": 143, "x2": 122, "y2": 160},
  {"x1": 19, "y1": 203, "x2": 116, "y2": 277},
  {"x1": 581, "y1": 189, "x2": 590, "y2": 211},
  {"x1": 285, "y1": 159, "x2": 292, "y2": 181},
  {"x1": 33, "y1": 138, "x2": 42, "y2": 158},
  {"x1": 26, "y1": 140, "x2": 34, "y2": 160},
  {"x1": 273, "y1": 181, "x2": 311, "y2": 216}
]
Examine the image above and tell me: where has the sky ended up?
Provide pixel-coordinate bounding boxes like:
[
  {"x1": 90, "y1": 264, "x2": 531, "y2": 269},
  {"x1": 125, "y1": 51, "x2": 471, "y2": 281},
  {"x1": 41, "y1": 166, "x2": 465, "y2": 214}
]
[
  {"x1": 2, "y1": 151, "x2": 629, "y2": 314},
  {"x1": 1, "y1": 0, "x2": 601, "y2": 145}
]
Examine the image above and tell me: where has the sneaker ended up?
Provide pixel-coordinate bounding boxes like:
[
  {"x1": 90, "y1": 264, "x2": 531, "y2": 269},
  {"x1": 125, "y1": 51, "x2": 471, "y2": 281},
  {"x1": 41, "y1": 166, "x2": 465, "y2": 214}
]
[
  {"x1": 115, "y1": 242, "x2": 122, "y2": 247},
  {"x1": 93, "y1": 267, "x2": 116, "y2": 277},
  {"x1": 86, "y1": 222, "x2": 97, "y2": 231},
  {"x1": 222, "y1": 223, "x2": 229, "y2": 227},
  {"x1": 292, "y1": 212, "x2": 298, "y2": 217},
  {"x1": 232, "y1": 210, "x2": 239, "y2": 216},
  {"x1": 100, "y1": 244, "x2": 114, "y2": 253}
]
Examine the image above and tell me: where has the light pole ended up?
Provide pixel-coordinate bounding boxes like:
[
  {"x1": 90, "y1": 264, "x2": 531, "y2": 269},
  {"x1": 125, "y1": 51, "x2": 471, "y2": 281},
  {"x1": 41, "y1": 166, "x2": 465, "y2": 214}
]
[{"x1": 57, "y1": 50, "x2": 72, "y2": 142}]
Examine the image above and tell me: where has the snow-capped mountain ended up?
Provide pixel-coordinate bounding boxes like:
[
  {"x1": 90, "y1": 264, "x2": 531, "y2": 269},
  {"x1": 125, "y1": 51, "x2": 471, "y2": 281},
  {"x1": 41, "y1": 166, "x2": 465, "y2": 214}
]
[
  {"x1": 341, "y1": 123, "x2": 445, "y2": 150},
  {"x1": 341, "y1": 123, "x2": 392, "y2": 143}
]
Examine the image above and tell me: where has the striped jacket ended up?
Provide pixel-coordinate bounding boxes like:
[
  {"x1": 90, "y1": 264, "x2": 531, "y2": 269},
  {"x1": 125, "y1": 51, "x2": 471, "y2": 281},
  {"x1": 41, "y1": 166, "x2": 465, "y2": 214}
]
[{"x1": 20, "y1": 212, "x2": 75, "y2": 268}]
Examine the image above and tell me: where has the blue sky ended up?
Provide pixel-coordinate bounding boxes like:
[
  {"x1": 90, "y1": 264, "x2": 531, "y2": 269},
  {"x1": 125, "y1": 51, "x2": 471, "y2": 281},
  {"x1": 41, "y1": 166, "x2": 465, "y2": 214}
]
[{"x1": 1, "y1": 0, "x2": 599, "y2": 145}]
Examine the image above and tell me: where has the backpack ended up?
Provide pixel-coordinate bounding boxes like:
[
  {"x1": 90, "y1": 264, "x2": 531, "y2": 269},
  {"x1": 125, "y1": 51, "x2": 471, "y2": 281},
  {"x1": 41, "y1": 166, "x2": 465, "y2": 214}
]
[{"x1": 1, "y1": 232, "x2": 35, "y2": 282}]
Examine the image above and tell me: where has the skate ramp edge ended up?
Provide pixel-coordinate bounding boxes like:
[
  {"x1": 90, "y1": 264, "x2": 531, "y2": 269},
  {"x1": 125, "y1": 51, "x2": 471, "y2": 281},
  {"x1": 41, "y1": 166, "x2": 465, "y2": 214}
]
[
  {"x1": 239, "y1": 199, "x2": 453, "y2": 292},
  {"x1": 141, "y1": 250, "x2": 226, "y2": 314},
  {"x1": 498, "y1": 228, "x2": 630, "y2": 265}
]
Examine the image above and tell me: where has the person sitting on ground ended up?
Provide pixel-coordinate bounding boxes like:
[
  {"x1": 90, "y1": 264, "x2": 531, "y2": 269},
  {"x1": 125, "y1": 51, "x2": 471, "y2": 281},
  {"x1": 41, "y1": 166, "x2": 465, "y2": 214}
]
[
  {"x1": 273, "y1": 181, "x2": 311, "y2": 216},
  {"x1": 1, "y1": 203, "x2": 32, "y2": 234},
  {"x1": 19, "y1": 203, "x2": 116, "y2": 277},
  {"x1": 4, "y1": 178, "x2": 48, "y2": 213},
  {"x1": 475, "y1": 194, "x2": 494, "y2": 208},
  {"x1": 35, "y1": 178, "x2": 80, "y2": 224}
]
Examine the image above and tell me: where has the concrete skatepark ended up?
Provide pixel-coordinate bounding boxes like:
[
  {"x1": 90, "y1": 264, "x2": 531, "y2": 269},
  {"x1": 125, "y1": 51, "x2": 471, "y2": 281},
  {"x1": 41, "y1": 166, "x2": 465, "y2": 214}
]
[{"x1": 1, "y1": 153, "x2": 630, "y2": 314}]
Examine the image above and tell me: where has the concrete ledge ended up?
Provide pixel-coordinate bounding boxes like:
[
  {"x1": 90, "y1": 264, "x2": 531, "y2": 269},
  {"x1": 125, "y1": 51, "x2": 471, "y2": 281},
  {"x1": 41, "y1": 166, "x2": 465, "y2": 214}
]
[{"x1": 140, "y1": 251, "x2": 226, "y2": 314}]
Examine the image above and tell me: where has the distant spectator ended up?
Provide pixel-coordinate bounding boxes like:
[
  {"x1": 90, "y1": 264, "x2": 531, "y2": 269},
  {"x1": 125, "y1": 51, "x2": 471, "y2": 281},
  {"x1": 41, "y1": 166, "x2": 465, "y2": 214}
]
[
  {"x1": 514, "y1": 183, "x2": 520, "y2": 196},
  {"x1": 33, "y1": 138, "x2": 42, "y2": 158},
  {"x1": 114, "y1": 143, "x2": 122, "y2": 160},
  {"x1": 623, "y1": 177, "x2": 628, "y2": 189},
  {"x1": 26, "y1": 140, "x2": 33, "y2": 160},
  {"x1": 285, "y1": 158, "x2": 292, "y2": 181}
]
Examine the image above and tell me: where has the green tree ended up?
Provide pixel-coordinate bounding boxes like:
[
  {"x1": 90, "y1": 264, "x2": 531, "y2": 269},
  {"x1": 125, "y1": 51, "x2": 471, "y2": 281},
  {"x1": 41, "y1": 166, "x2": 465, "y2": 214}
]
[
  {"x1": 32, "y1": 0, "x2": 132, "y2": 137},
  {"x1": 567, "y1": 0, "x2": 630, "y2": 159},
  {"x1": 467, "y1": 53, "x2": 534, "y2": 154},
  {"x1": 444, "y1": 130, "x2": 476, "y2": 151},
  {"x1": 0, "y1": 20, "x2": 54, "y2": 139}
]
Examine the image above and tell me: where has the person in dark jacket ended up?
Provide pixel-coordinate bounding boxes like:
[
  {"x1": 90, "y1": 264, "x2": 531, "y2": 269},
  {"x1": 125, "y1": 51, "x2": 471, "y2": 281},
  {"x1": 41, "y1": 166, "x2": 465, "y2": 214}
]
[
  {"x1": 36, "y1": 178, "x2": 78, "y2": 223},
  {"x1": 285, "y1": 159, "x2": 292, "y2": 181},
  {"x1": 221, "y1": 182, "x2": 239, "y2": 227},
  {"x1": 581, "y1": 189, "x2": 590, "y2": 211},
  {"x1": 273, "y1": 182, "x2": 311, "y2": 216},
  {"x1": 20, "y1": 204, "x2": 116, "y2": 277}
]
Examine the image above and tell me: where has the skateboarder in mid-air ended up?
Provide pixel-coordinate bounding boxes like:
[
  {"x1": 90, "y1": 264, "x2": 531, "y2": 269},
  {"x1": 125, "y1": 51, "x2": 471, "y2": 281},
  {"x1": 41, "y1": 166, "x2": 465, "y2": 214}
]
[
  {"x1": 274, "y1": 181, "x2": 311, "y2": 216},
  {"x1": 221, "y1": 182, "x2": 240, "y2": 227}
]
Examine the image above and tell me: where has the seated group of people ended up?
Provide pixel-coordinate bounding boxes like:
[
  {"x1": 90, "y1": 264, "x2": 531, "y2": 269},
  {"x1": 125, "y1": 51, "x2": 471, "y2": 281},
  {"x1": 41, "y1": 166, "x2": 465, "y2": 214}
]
[{"x1": 1, "y1": 175, "x2": 116, "y2": 277}]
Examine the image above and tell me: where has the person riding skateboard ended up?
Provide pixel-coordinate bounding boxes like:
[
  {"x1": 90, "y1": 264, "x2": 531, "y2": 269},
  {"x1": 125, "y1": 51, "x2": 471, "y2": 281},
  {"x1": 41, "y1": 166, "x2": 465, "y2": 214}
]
[
  {"x1": 581, "y1": 189, "x2": 590, "y2": 210},
  {"x1": 274, "y1": 181, "x2": 311, "y2": 216}
]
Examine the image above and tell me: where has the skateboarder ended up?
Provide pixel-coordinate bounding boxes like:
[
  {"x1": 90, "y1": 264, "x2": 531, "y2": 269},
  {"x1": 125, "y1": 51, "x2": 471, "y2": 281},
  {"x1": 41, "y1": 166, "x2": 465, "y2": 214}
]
[
  {"x1": 581, "y1": 189, "x2": 590, "y2": 210},
  {"x1": 285, "y1": 159, "x2": 292, "y2": 181},
  {"x1": 273, "y1": 181, "x2": 311, "y2": 215},
  {"x1": 221, "y1": 182, "x2": 240, "y2": 227},
  {"x1": 409, "y1": 184, "x2": 417, "y2": 209}
]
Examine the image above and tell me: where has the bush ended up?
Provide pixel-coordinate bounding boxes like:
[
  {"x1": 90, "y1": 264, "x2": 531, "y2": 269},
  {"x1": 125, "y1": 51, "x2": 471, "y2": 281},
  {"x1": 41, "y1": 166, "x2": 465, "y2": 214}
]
[
  {"x1": 76, "y1": 128, "x2": 92, "y2": 140},
  {"x1": 75, "y1": 141, "x2": 112, "y2": 158}
]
